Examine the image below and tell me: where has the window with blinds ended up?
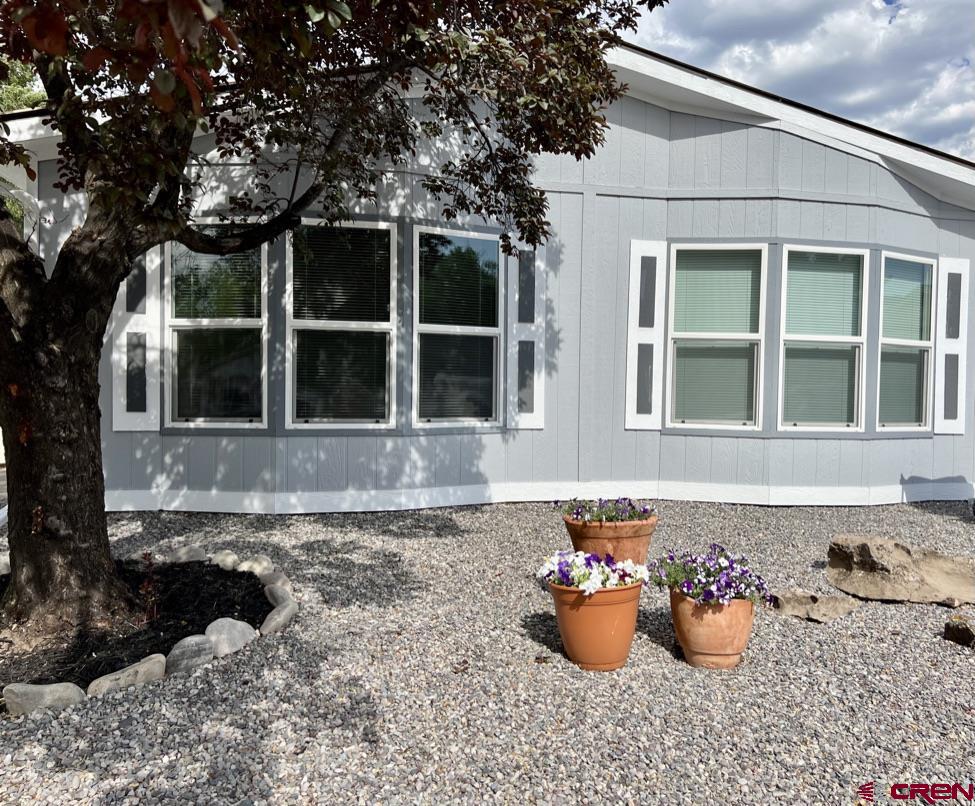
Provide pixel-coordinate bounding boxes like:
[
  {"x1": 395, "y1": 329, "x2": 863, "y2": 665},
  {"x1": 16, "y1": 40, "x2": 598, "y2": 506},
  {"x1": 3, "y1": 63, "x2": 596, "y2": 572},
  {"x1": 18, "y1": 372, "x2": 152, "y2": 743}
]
[
  {"x1": 879, "y1": 254, "x2": 934, "y2": 428},
  {"x1": 168, "y1": 231, "x2": 265, "y2": 424},
  {"x1": 288, "y1": 223, "x2": 395, "y2": 426},
  {"x1": 415, "y1": 230, "x2": 501, "y2": 423},
  {"x1": 669, "y1": 247, "x2": 764, "y2": 427},
  {"x1": 781, "y1": 249, "x2": 866, "y2": 429}
]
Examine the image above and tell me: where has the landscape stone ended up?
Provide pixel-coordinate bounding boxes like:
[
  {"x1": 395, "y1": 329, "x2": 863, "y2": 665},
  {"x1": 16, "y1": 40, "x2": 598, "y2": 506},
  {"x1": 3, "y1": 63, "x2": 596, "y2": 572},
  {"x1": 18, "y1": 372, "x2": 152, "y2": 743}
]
[
  {"x1": 3, "y1": 682, "x2": 86, "y2": 716},
  {"x1": 87, "y1": 654, "x2": 166, "y2": 697},
  {"x1": 168, "y1": 545, "x2": 207, "y2": 563},
  {"x1": 261, "y1": 601, "x2": 299, "y2": 635},
  {"x1": 264, "y1": 584, "x2": 294, "y2": 608},
  {"x1": 166, "y1": 635, "x2": 215, "y2": 675},
  {"x1": 0, "y1": 552, "x2": 9, "y2": 575},
  {"x1": 944, "y1": 614, "x2": 975, "y2": 648},
  {"x1": 772, "y1": 589, "x2": 861, "y2": 623},
  {"x1": 209, "y1": 549, "x2": 241, "y2": 571},
  {"x1": 237, "y1": 555, "x2": 274, "y2": 576},
  {"x1": 205, "y1": 618, "x2": 258, "y2": 658},
  {"x1": 259, "y1": 569, "x2": 292, "y2": 591},
  {"x1": 827, "y1": 535, "x2": 975, "y2": 606}
]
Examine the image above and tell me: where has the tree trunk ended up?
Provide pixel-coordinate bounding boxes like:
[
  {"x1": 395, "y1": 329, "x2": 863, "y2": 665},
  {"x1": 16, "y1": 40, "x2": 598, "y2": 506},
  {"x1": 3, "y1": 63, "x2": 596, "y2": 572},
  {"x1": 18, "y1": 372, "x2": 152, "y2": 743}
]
[{"x1": 0, "y1": 244, "x2": 134, "y2": 637}]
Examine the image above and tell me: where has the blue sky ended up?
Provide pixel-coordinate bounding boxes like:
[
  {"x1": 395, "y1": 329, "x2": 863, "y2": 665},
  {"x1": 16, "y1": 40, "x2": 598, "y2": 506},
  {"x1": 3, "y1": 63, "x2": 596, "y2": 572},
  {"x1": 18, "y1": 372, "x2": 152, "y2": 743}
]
[{"x1": 633, "y1": 0, "x2": 975, "y2": 159}]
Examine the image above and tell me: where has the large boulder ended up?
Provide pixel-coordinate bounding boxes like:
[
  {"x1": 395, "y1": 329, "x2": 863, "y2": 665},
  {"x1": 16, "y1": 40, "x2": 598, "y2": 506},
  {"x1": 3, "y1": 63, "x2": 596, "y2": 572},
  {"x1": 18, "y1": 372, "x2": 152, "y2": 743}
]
[
  {"x1": 944, "y1": 614, "x2": 975, "y2": 648},
  {"x1": 3, "y1": 682, "x2": 86, "y2": 715},
  {"x1": 87, "y1": 654, "x2": 166, "y2": 697},
  {"x1": 827, "y1": 535, "x2": 975, "y2": 607},
  {"x1": 772, "y1": 590, "x2": 861, "y2": 623},
  {"x1": 209, "y1": 550, "x2": 240, "y2": 571},
  {"x1": 236, "y1": 555, "x2": 274, "y2": 576}
]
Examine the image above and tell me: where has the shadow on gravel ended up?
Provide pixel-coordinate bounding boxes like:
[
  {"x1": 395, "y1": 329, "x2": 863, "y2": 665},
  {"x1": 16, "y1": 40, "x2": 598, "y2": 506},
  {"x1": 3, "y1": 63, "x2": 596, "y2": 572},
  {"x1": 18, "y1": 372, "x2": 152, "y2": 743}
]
[
  {"x1": 520, "y1": 612, "x2": 563, "y2": 655},
  {"x1": 292, "y1": 537, "x2": 428, "y2": 607},
  {"x1": 636, "y1": 607, "x2": 682, "y2": 659}
]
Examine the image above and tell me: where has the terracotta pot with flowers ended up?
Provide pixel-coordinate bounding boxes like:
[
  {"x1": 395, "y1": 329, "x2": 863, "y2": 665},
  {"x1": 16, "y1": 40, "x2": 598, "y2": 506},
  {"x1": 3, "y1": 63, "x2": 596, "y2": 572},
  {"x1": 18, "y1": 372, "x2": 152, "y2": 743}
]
[
  {"x1": 555, "y1": 498, "x2": 658, "y2": 564},
  {"x1": 650, "y1": 543, "x2": 772, "y2": 670},
  {"x1": 537, "y1": 550, "x2": 650, "y2": 671}
]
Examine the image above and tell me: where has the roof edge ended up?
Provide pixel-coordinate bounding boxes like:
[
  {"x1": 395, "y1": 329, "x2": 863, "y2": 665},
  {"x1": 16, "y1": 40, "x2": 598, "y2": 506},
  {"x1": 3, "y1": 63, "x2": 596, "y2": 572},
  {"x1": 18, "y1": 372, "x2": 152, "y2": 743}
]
[{"x1": 615, "y1": 39, "x2": 975, "y2": 172}]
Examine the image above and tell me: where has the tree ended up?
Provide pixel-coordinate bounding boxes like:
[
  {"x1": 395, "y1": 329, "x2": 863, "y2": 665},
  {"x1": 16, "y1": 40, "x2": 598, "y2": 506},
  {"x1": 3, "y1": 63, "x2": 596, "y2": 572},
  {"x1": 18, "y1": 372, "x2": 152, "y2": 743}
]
[{"x1": 0, "y1": 0, "x2": 665, "y2": 637}]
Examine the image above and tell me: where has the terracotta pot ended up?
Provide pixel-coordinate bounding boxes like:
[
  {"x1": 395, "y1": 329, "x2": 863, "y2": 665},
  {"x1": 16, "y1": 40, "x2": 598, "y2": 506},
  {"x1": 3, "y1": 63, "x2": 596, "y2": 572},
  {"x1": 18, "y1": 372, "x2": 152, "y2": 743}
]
[
  {"x1": 548, "y1": 581, "x2": 643, "y2": 671},
  {"x1": 669, "y1": 589, "x2": 755, "y2": 670},
  {"x1": 562, "y1": 514, "x2": 658, "y2": 565}
]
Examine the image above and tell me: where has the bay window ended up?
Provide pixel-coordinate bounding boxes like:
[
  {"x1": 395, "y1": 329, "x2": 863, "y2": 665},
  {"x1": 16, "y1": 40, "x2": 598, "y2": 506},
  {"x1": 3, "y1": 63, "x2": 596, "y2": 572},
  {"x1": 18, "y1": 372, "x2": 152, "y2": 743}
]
[
  {"x1": 780, "y1": 247, "x2": 868, "y2": 429},
  {"x1": 667, "y1": 245, "x2": 766, "y2": 428},
  {"x1": 286, "y1": 221, "x2": 396, "y2": 427},
  {"x1": 878, "y1": 253, "x2": 934, "y2": 429},
  {"x1": 414, "y1": 228, "x2": 501, "y2": 424},
  {"x1": 167, "y1": 230, "x2": 266, "y2": 426}
]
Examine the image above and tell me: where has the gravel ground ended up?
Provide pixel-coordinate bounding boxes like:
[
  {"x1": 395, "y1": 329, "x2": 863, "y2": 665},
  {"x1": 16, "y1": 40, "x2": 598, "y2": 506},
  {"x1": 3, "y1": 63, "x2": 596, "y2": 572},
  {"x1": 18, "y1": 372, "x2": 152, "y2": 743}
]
[{"x1": 0, "y1": 500, "x2": 973, "y2": 805}]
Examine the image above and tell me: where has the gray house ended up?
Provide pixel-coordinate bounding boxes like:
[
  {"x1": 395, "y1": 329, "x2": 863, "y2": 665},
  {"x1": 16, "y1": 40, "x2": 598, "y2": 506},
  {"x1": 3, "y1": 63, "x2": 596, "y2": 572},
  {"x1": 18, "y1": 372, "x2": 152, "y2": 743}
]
[{"x1": 6, "y1": 43, "x2": 975, "y2": 513}]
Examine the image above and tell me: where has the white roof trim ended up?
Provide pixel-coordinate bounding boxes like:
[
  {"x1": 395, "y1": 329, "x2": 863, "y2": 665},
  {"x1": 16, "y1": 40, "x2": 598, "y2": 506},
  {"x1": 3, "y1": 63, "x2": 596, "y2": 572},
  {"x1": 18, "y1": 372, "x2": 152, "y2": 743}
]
[{"x1": 608, "y1": 45, "x2": 975, "y2": 207}]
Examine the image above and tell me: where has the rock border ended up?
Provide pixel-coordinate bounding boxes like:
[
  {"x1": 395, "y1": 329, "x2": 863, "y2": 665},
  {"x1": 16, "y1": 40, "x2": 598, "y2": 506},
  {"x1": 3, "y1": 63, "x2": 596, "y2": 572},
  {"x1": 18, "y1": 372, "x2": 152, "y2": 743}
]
[{"x1": 1, "y1": 547, "x2": 299, "y2": 717}]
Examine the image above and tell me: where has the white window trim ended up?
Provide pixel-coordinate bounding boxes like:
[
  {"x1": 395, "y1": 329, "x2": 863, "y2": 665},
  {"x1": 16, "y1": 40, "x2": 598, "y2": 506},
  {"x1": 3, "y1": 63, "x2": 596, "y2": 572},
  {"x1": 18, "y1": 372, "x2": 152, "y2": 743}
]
[
  {"x1": 876, "y1": 250, "x2": 937, "y2": 433},
  {"x1": 163, "y1": 218, "x2": 269, "y2": 429},
  {"x1": 412, "y1": 225, "x2": 504, "y2": 429},
  {"x1": 665, "y1": 243, "x2": 768, "y2": 432},
  {"x1": 624, "y1": 239, "x2": 667, "y2": 430},
  {"x1": 777, "y1": 245, "x2": 870, "y2": 433},
  {"x1": 284, "y1": 219, "x2": 397, "y2": 430},
  {"x1": 111, "y1": 247, "x2": 162, "y2": 431}
]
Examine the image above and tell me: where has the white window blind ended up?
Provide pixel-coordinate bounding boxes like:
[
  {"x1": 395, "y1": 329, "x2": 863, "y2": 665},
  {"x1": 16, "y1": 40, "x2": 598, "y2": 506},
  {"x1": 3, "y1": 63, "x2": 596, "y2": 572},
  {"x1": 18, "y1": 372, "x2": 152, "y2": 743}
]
[
  {"x1": 935, "y1": 257, "x2": 969, "y2": 435},
  {"x1": 625, "y1": 240, "x2": 666, "y2": 430},
  {"x1": 878, "y1": 253, "x2": 935, "y2": 430},
  {"x1": 780, "y1": 248, "x2": 867, "y2": 430},
  {"x1": 286, "y1": 222, "x2": 396, "y2": 428},
  {"x1": 507, "y1": 246, "x2": 546, "y2": 429},
  {"x1": 414, "y1": 229, "x2": 501, "y2": 425},
  {"x1": 111, "y1": 249, "x2": 161, "y2": 431},
  {"x1": 667, "y1": 245, "x2": 766, "y2": 429}
]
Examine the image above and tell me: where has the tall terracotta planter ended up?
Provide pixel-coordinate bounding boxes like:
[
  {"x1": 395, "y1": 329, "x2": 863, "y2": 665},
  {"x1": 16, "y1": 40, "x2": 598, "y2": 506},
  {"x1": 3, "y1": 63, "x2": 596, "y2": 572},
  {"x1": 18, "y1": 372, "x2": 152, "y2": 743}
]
[
  {"x1": 669, "y1": 589, "x2": 755, "y2": 669},
  {"x1": 562, "y1": 514, "x2": 658, "y2": 565},
  {"x1": 548, "y1": 581, "x2": 643, "y2": 671}
]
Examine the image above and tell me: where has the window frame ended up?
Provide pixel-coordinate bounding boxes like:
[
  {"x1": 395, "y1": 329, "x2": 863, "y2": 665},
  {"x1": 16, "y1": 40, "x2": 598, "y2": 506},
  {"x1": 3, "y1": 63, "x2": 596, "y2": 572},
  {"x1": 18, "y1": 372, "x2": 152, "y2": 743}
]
[
  {"x1": 876, "y1": 249, "x2": 937, "y2": 433},
  {"x1": 777, "y1": 244, "x2": 870, "y2": 433},
  {"x1": 411, "y1": 225, "x2": 504, "y2": 429},
  {"x1": 163, "y1": 218, "x2": 269, "y2": 429},
  {"x1": 284, "y1": 218, "x2": 398, "y2": 430},
  {"x1": 665, "y1": 242, "x2": 768, "y2": 432}
]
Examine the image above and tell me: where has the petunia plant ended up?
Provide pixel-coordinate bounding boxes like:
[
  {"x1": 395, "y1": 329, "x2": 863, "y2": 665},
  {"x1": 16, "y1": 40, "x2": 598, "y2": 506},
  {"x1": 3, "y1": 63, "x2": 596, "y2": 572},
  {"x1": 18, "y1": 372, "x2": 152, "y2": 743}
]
[
  {"x1": 649, "y1": 544, "x2": 773, "y2": 606},
  {"x1": 554, "y1": 498, "x2": 656, "y2": 522},
  {"x1": 537, "y1": 550, "x2": 651, "y2": 596}
]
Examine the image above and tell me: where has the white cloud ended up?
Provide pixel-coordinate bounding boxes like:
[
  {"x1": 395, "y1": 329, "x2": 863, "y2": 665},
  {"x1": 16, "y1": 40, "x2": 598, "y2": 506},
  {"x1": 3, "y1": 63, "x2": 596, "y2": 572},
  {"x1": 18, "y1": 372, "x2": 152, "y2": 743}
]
[{"x1": 633, "y1": 0, "x2": 975, "y2": 159}]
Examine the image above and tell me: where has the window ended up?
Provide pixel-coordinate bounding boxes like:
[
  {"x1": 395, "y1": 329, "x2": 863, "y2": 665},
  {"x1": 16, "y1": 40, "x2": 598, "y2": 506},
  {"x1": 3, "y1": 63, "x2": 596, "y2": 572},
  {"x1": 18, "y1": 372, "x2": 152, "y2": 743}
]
[
  {"x1": 779, "y1": 247, "x2": 868, "y2": 430},
  {"x1": 667, "y1": 245, "x2": 766, "y2": 429},
  {"x1": 286, "y1": 221, "x2": 396, "y2": 428},
  {"x1": 414, "y1": 228, "x2": 501, "y2": 424},
  {"x1": 166, "y1": 228, "x2": 266, "y2": 427},
  {"x1": 878, "y1": 252, "x2": 935, "y2": 429}
]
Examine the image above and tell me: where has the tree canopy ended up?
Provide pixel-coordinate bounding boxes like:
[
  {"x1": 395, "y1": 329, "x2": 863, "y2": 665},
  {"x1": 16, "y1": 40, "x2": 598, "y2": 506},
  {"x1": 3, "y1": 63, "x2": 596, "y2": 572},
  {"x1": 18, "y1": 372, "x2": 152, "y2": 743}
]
[{"x1": 0, "y1": 0, "x2": 667, "y2": 634}]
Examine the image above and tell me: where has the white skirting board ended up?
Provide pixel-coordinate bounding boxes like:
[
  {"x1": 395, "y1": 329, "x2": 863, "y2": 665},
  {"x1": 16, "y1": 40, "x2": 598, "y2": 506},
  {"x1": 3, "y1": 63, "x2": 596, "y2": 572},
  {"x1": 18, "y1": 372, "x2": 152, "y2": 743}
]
[{"x1": 103, "y1": 479, "x2": 975, "y2": 515}]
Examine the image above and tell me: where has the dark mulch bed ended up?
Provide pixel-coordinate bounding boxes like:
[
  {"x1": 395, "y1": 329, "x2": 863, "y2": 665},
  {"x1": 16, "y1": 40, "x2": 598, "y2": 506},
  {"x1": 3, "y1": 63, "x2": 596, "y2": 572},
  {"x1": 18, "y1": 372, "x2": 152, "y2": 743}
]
[{"x1": 0, "y1": 560, "x2": 273, "y2": 689}]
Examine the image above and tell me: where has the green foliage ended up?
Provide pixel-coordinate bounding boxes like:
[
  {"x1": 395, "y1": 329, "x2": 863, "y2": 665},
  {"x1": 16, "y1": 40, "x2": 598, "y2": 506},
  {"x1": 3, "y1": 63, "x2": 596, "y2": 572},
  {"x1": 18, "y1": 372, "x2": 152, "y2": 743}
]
[
  {"x1": 0, "y1": 0, "x2": 670, "y2": 252},
  {"x1": 0, "y1": 59, "x2": 43, "y2": 113}
]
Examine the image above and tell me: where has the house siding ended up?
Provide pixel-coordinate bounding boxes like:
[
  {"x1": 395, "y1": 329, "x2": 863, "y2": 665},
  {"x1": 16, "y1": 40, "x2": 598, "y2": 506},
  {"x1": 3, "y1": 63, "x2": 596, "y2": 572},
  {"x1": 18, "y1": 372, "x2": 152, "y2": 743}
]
[{"x1": 36, "y1": 92, "x2": 975, "y2": 511}]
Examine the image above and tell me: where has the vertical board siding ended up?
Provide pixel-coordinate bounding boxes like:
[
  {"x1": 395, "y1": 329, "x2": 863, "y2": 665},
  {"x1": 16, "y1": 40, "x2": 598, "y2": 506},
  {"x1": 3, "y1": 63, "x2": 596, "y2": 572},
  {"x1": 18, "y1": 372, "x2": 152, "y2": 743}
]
[{"x1": 93, "y1": 93, "x2": 975, "y2": 508}]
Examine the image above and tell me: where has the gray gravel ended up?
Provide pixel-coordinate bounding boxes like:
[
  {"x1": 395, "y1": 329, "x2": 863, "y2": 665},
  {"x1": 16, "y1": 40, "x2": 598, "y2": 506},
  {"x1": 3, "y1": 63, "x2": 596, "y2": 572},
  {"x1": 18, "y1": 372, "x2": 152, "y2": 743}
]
[{"x1": 0, "y1": 500, "x2": 973, "y2": 804}]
